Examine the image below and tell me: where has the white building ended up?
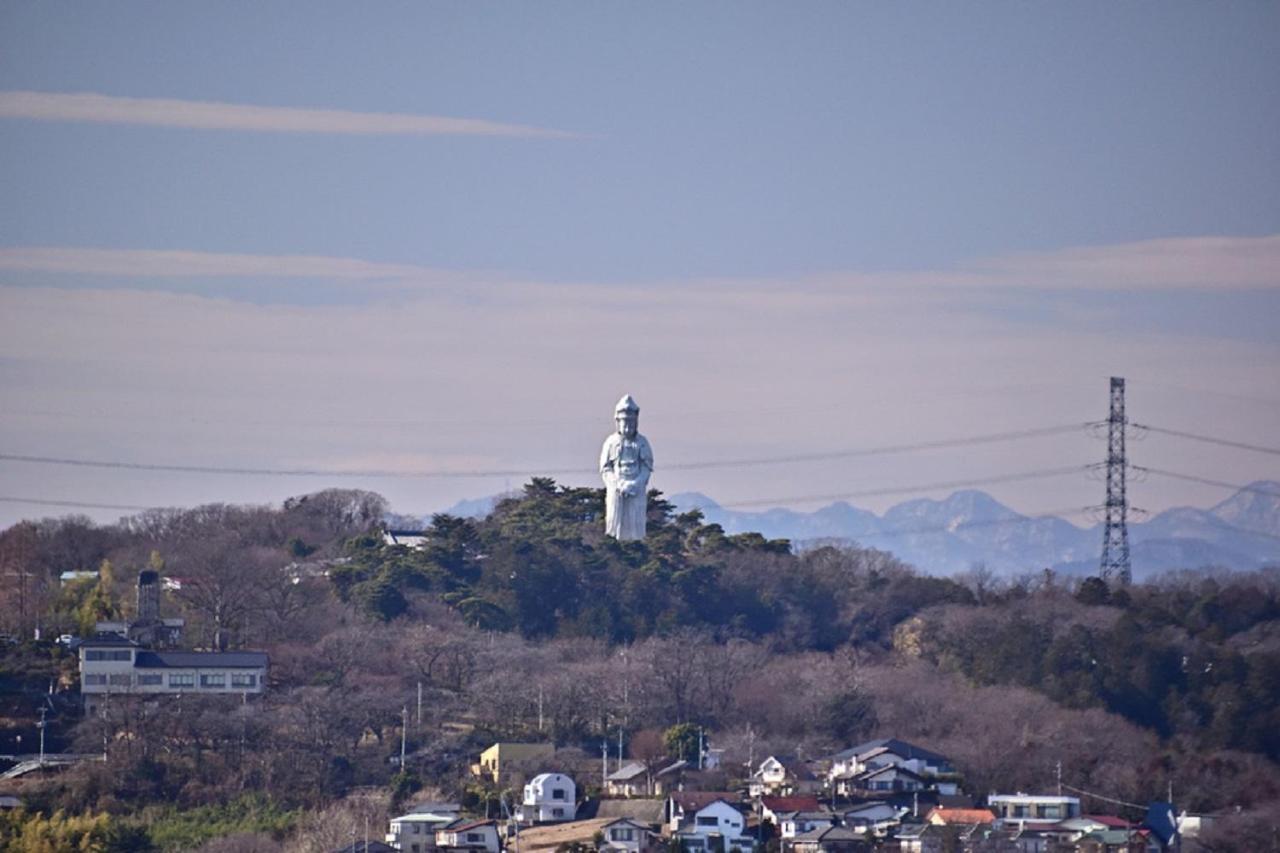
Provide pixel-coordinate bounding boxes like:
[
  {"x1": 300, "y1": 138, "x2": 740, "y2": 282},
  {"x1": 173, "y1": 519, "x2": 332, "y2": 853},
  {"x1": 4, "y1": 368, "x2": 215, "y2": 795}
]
[
  {"x1": 435, "y1": 819, "x2": 501, "y2": 853},
  {"x1": 987, "y1": 793, "x2": 1081, "y2": 830},
  {"x1": 386, "y1": 803, "x2": 462, "y2": 852},
  {"x1": 667, "y1": 793, "x2": 747, "y2": 849},
  {"x1": 519, "y1": 772, "x2": 577, "y2": 822},
  {"x1": 79, "y1": 634, "x2": 267, "y2": 715}
]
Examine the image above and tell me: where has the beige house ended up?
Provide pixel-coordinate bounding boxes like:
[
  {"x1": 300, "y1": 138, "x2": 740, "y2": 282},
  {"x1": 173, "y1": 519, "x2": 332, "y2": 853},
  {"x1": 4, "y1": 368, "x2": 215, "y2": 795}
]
[{"x1": 471, "y1": 742, "x2": 555, "y2": 783}]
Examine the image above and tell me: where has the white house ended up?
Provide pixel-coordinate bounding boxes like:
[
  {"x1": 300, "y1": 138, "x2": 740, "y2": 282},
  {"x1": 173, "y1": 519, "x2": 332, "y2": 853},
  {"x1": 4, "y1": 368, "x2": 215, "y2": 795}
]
[
  {"x1": 667, "y1": 793, "x2": 747, "y2": 848},
  {"x1": 834, "y1": 764, "x2": 928, "y2": 797},
  {"x1": 987, "y1": 793, "x2": 1081, "y2": 830},
  {"x1": 519, "y1": 772, "x2": 577, "y2": 822},
  {"x1": 386, "y1": 803, "x2": 462, "y2": 852},
  {"x1": 600, "y1": 818, "x2": 658, "y2": 853},
  {"x1": 750, "y1": 755, "x2": 821, "y2": 797},
  {"x1": 840, "y1": 802, "x2": 901, "y2": 836},
  {"x1": 435, "y1": 820, "x2": 501, "y2": 853},
  {"x1": 78, "y1": 634, "x2": 267, "y2": 715}
]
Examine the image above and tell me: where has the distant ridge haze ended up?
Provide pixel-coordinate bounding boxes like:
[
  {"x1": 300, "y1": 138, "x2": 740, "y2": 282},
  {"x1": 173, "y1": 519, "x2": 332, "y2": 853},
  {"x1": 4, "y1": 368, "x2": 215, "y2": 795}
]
[{"x1": 431, "y1": 481, "x2": 1280, "y2": 579}]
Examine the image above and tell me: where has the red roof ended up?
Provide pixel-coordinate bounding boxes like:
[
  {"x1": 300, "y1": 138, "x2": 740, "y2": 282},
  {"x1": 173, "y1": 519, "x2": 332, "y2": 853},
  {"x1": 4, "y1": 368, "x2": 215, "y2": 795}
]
[
  {"x1": 926, "y1": 807, "x2": 996, "y2": 825},
  {"x1": 1085, "y1": 815, "x2": 1134, "y2": 829},
  {"x1": 761, "y1": 796, "x2": 822, "y2": 814}
]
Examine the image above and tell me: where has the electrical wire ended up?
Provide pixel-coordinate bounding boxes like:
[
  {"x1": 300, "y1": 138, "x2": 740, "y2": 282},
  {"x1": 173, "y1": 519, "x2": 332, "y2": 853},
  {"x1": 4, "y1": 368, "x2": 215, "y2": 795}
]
[{"x1": 1132, "y1": 423, "x2": 1280, "y2": 457}]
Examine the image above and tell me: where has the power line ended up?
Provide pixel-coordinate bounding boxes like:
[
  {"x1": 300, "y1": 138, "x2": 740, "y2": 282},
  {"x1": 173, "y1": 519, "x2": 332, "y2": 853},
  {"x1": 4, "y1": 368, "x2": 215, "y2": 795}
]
[
  {"x1": 0, "y1": 496, "x2": 156, "y2": 512},
  {"x1": 1132, "y1": 467, "x2": 1280, "y2": 499},
  {"x1": 0, "y1": 422, "x2": 1089, "y2": 479},
  {"x1": 1134, "y1": 423, "x2": 1280, "y2": 457}
]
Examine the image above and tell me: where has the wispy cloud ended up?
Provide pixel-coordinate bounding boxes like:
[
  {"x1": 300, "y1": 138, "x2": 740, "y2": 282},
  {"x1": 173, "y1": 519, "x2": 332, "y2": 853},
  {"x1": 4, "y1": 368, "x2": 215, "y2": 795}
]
[
  {"x1": 0, "y1": 247, "x2": 470, "y2": 284},
  {"x1": 0, "y1": 90, "x2": 578, "y2": 138},
  {"x1": 968, "y1": 234, "x2": 1280, "y2": 290}
]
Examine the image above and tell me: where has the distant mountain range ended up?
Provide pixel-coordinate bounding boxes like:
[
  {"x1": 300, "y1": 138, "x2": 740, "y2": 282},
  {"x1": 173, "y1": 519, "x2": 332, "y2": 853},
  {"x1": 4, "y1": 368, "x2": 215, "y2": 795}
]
[
  {"x1": 425, "y1": 482, "x2": 1280, "y2": 580},
  {"x1": 669, "y1": 482, "x2": 1280, "y2": 579}
]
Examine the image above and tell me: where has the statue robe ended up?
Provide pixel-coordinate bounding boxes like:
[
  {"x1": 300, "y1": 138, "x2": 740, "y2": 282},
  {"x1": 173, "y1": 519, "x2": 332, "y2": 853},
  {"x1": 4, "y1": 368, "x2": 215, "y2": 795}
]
[{"x1": 599, "y1": 432, "x2": 654, "y2": 540}]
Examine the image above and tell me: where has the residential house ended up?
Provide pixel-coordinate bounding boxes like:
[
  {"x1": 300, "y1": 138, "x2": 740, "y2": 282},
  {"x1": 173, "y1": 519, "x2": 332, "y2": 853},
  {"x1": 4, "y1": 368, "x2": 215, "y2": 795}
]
[
  {"x1": 778, "y1": 810, "x2": 836, "y2": 840},
  {"x1": 383, "y1": 529, "x2": 428, "y2": 549},
  {"x1": 789, "y1": 826, "x2": 869, "y2": 853},
  {"x1": 826, "y1": 740, "x2": 958, "y2": 797},
  {"x1": 598, "y1": 818, "x2": 658, "y2": 853},
  {"x1": 1075, "y1": 830, "x2": 1159, "y2": 853},
  {"x1": 78, "y1": 634, "x2": 267, "y2": 715},
  {"x1": 751, "y1": 755, "x2": 821, "y2": 797},
  {"x1": 519, "y1": 772, "x2": 577, "y2": 823},
  {"x1": 386, "y1": 803, "x2": 462, "y2": 852},
  {"x1": 471, "y1": 742, "x2": 555, "y2": 784},
  {"x1": 667, "y1": 792, "x2": 748, "y2": 850},
  {"x1": 434, "y1": 820, "x2": 501, "y2": 853},
  {"x1": 987, "y1": 793, "x2": 1080, "y2": 830},
  {"x1": 606, "y1": 762, "x2": 649, "y2": 797},
  {"x1": 835, "y1": 765, "x2": 929, "y2": 797},
  {"x1": 840, "y1": 802, "x2": 902, "y2": 836}
]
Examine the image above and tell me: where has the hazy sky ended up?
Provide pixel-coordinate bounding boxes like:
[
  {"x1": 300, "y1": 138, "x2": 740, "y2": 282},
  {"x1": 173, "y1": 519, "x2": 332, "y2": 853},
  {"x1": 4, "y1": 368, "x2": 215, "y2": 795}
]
[{"x1": 1, "y1": 2, "x2": 1278, "y2": 531}]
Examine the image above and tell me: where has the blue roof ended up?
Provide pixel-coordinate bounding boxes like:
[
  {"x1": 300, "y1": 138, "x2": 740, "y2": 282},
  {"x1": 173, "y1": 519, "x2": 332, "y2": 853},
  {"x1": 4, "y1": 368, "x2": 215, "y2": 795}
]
[
  {"x1": 134, "y1": 650, "x2": 267, "y2": 669},
  {"x1": 830, "y1": 738, "x2": 950, "y2": 766}
]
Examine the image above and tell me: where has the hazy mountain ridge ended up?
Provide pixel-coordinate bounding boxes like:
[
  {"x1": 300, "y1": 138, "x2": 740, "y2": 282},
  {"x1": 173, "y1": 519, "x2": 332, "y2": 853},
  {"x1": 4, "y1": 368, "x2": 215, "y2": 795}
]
[
  {"x1": 426, "y1": 482, "x2": 1280, "y2": 579},
  {"x1": 669, "y1": 482, "x2": 1280, "y2": 578}
]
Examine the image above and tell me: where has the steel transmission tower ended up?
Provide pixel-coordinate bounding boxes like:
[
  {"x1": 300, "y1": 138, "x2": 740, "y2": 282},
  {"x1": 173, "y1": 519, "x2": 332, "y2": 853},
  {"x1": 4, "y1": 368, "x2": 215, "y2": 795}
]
[{"x1": 1099, "y1": 376, "x2": 1131, "y2": 583}]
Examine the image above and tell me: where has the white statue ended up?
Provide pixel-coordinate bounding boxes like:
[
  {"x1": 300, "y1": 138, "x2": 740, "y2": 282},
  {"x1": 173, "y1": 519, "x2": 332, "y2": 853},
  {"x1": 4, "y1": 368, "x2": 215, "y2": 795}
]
[{"x1": 599, "y1": 394, "x2": 654, "y2": 540}]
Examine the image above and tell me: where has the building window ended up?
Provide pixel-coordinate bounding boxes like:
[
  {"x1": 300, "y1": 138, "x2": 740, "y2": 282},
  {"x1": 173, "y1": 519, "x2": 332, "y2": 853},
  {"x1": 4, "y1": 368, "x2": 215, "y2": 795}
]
[
  {"x1": 552, "y1": 788, "x2": 566, "y2": 800},
  {"x1": 231, "y1": 673, "x2": 257, "y2": 688},
  {"x1": 200, "y1": 673, "x2": 226, "y2": 688},
  {"x1": 84, "y1": 674, "x2": 107, "y2": 686},
  {"x1": 108, "y1": 674, "x2": 132, "y2": 687},
  {"x1": 137, "y1": 674, "x2": 163, "y2": 686},
  {"x1": 466, "y1": 833, "x2": 483, "y2": 843},
  {"x1": 612, "y1": 828, "x2": 635, "y2": 841},
  {"x1": 696, "y1": 817, "x2": 719, "y2": 827},
  {"x1": 169, "y1": 673, "x2": 195, "y2": 688},
  {"x1": 85, "y1": 649, "x2": 132, "y2": 662}
]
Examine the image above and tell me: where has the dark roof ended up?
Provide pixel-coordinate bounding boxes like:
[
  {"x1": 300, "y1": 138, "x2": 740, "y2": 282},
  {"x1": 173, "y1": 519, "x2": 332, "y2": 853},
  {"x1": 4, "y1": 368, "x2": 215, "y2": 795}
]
[
  {"x1": 134, "y1": 650, "x2": 268, "y2": 669},
  {"x1": 594, "y1": 799, "x2": 666, "y2": 825},
  {"x1": 671, "y1": 792, "x2": 741, "y2": 814},
  {"x1": 331, "y1": 843, "x2": 397, "y2": 853},
  {"x1": 793, "y1": 825, "x2": 861, "y2": 842},
  {"x1": 857, "y1": 764, "x2": 926, "y2": 782},
  {"x1": 80, "y1": 633, "x2": 138, "y2": 647},
  {"x1": 831, "y1": 739, "x2": 949, "y2": 765},
  {"x1": 762, "y1": 796, "x2": 823, "y2": 814}
]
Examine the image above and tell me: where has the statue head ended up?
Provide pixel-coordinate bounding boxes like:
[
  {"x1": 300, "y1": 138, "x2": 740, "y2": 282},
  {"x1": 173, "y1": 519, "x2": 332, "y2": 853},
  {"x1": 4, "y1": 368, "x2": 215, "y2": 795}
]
[{"x1": 614, "y1": 394, "x2": 640, "y2": 439}]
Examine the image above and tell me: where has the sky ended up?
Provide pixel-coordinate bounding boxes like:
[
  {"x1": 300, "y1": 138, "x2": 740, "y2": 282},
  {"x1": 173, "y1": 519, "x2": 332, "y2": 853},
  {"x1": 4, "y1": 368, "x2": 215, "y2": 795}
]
[{"x1": 1, "y1": 2, "x2": 1278, "y2": 532}]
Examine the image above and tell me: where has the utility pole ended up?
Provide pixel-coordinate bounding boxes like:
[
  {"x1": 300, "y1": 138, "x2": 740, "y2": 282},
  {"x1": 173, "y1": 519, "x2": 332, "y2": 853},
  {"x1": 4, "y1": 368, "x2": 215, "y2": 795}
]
[
  {"x1": 537, "y1": 687, "x2": 544, "y2": 733},
  {"x1": 602, "y1": 741, "x2": 609, "y2": 789},
  {"x1": 417, "y1": 681, "x2": 423, "y2": 729},
  {"x1": 1100, "y1": 376, "x2": 1133, "y2": 584},
  {"x1": 400, "y1": 706, "x2": 407, "y2": 769},
  {"x1": 37, "y1": 706, "x2": 46, "y2": 766},
  {"x1": 1056, "y1": 761, "x2": 1062, "y2": 796}
]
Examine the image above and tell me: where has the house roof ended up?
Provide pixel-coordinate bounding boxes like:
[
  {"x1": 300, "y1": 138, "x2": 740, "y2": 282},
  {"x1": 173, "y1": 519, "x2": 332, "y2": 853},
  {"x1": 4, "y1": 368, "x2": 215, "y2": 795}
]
[
  {"x1": 330, "y1": 842, "x2": 398, "y2": 853},
  {"x1": 404, "y1": 801, "x2": 462, "y2": 816},
  {"x1": 444, "y1": 819, "x2": 496, "y2": 833},
  {"x1": 80, "y1": 633, "x2": 138, "y2": 647},
  {"x1": 594, "y1": 799, "x2": 666, "y2": 825},
  {"x1": 762, "y1": 796, "x2": 822, "y2": 814},
  {"x1": 671, "y1": 792, "x2": 741, "y2": 814},
  {"x1": 606, "y1": 761, "x2": 647, "y2": 782},
  {"x1": 830, "y1": 738, "x2": 949, "y2": 765},
  {"x1": 926, "y1": 807, "x2": 996, "y2": 825},
  {"x1": 1081, "y1": 814, "x2": 1134, "y2": 829},
  {"x1": 792, "y1": 825, "x2": 862, "y2": 843},
  {"x1": 856, "y1": 764, "x2": 925, "y2": 782},
  {"x1": 515, "y1": 818, "x2": 619, "y2": 851},
  {"x1": 134, "y1": 650, "x2": 268, "y2": 669}
]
